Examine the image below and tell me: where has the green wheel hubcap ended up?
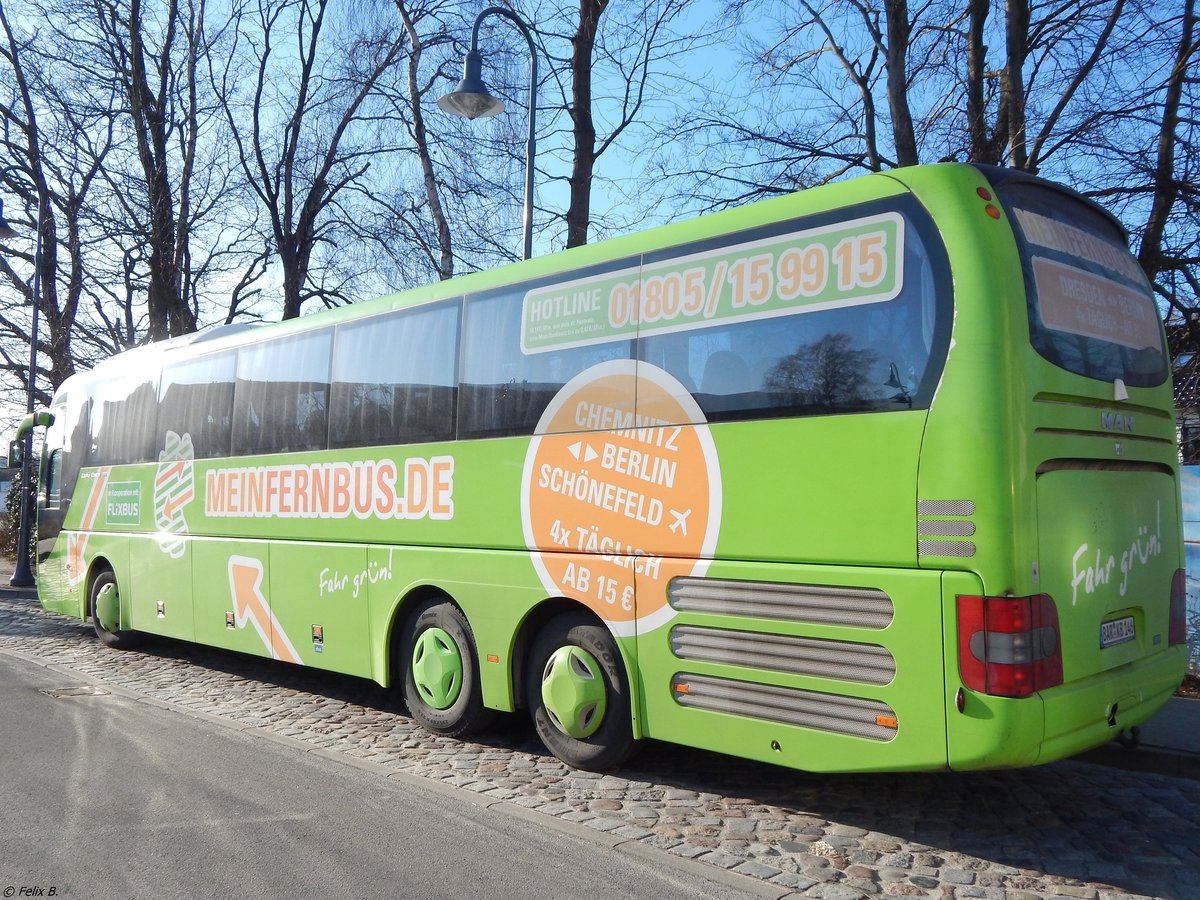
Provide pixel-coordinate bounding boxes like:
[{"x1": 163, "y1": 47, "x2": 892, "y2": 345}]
[
  {"x1": 95, "y1": 582, "x2": 121, "y2": 633},
  {"x1": 540, "y1": 646, "x2": 607, "y2": 739},
  {"x1": 411, "y1": 627, "x2": 464, "y2": 710}
]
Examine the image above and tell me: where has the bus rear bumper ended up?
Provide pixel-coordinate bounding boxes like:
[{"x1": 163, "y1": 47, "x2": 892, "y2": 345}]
[{"x1": 1036, "y1": 646, "x2": 1187, "y2": 765}]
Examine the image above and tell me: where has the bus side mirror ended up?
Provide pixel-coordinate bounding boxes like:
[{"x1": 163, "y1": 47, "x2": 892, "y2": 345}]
[
  {"x1": 11, "y1": 410, "x2": 54, "y2": 467},
  {"x1": 14, "y1": 410, "x2": 54, "y2": 442}
]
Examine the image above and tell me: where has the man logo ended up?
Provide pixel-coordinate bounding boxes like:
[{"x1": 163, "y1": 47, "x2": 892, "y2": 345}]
[{"x1": 1100, "y1": 412, "x2": 1134, "y2": 432}]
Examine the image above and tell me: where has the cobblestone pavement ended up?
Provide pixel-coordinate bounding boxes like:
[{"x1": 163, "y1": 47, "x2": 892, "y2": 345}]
[{"x1": 2, "y1": 593, "x2": 1197, "y2": 900}]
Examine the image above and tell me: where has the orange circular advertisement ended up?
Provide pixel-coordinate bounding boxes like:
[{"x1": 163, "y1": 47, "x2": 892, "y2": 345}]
[{"x1": 521, "y1": 360, "x2": 721, "y2": 635}]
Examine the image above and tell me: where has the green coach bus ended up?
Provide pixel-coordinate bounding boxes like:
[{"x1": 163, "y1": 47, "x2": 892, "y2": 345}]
[{"x1": 19, "y1": 162, "x2": 1187, "y2": 772}]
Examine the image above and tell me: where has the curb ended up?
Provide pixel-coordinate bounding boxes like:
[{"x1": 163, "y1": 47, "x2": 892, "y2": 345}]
[{"x1": 1079, "y1": 743, "x2": 1200, "y2": 781}]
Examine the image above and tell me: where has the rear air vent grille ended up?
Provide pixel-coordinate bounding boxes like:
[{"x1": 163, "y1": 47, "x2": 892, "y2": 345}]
[
  {"x1": 917, "y1": 499, "x2": 977, "y2": 559},
  {"x1": 669, "y1": 626, "x2": 896, "y2": 685},
  {"x1": 671, "y1": 673, "x2": 898, "y2": 741},
  {"x1": 917, "y1": 500, "x2": 975, "y2": 517},
  {"x1": 668, "y1": 578, "x2": 893, "y2": 629}
]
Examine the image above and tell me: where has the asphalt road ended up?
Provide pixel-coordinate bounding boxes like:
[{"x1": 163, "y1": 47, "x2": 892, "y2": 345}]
[
  {"x1": 0, "y1": 653, "x2": 761, "y2": 900},
  {"x1": 4, "y1": 591, "x2": 1199, "y2": 899}
]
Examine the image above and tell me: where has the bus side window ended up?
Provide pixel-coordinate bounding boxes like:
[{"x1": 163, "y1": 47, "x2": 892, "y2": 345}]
[
  {"x1": 330, "y1": 301, "x2": 460, "y2": 448},
  {"x1": 159, "y1": 351, "x2": 236, "y2": 459},
  {"x1": 233, "y1": 330, "x2": 332, "y2": 456},
  {"x1": 638, "y1": 201, "x2": 947, "y2": 425},
  {"x1": 89, "y1": 375, "x2": 158, "y2": 465},
  {"x1": 459, "y1": 286, "x2": 633, "y2": 438}
]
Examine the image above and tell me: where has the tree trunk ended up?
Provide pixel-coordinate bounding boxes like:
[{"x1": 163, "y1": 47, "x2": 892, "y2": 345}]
[
  {"x1": 884, "y1": 0, "x2": 918, "y2": 167},
  {"x1": 1003, "y1": 0, "x2": 1030, "y2": 168},
  {"x1": 566, "y1": 0, "x2": 605, "y2": 249},
  {"x1": 965, "y1": 0, "x2": 994, "y2": 163},
  {"x1": 1138, "y1": 0, "x2": 1196, "y2": 284},
  {"x1": 128, "y1": 0, "x2": 197, "y2": 340},
  {"x1": 280, "y1": 242, "x2": 305, "y2": 321},
  {"x1": 398, "y1": 3, "x2": 453, "y2": 279}
]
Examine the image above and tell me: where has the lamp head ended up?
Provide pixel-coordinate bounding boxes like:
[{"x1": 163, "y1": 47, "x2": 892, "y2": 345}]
[
  {"x1": 0, "y1": 199, "x2": 18, "y2": 240},
  {"x1": 437, "y1": 50, "x2": 505, "y2": 120}
]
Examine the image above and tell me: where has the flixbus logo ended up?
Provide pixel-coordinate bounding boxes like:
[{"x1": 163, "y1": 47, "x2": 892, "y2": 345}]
[
  {"x1": 104, "y1": 482, "x2": 142, "y2": 525},
  {"x1": 1100, "y1": 412, "x2": 1134, "y2": 432}
]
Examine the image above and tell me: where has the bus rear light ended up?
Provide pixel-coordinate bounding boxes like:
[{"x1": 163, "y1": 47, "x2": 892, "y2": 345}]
[
  {"x1": 956, "y1": 594, "x2": 1063, "y2": 698},
  {"x1": 1169, "y1": 568, "x2": 1187, "y2": 646}
]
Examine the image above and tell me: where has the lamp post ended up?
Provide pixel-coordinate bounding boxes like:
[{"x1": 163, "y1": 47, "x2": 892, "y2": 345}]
[
  {"x1": 7, "y1": 197, "x2": 42, "y2": 588},
  {"x1": 437, "y1": 7, "x2": 537, "y2": 261}
]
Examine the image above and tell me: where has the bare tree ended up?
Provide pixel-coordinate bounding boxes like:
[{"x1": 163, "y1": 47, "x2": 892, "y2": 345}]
[
  {"x1": 93, "y1": 0, "x2": 201, "y2": 339},
  {"x1": 338, "y1": 0, "x2": 462, "y2": 285},
  {"x1": 440, "y1": 0, "x2": 708, "y2": 250},
  {"x1": 214, "y1": 0, "x2": 411, "y2": 319},
  {"x1": 394, "y1": 0, "x2": 456, "y2": 279},
  {"x1": 661, "y1": 0, "x2": 932, "y2": 207},
  {"x1": 675, "y1": 0, "x2": 1156, "y2": 202},
  {"x1": 1136, "y1": 0, "x2": 1197, "y2": 296},
  {"x1": 0, "y1": 3, "x2": 114, "y2": 407}
]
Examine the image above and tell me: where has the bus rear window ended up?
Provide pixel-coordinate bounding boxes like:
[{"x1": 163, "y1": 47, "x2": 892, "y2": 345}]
[{"x1": 999, "y1": 182, "x2": 1166, "y2": 387}]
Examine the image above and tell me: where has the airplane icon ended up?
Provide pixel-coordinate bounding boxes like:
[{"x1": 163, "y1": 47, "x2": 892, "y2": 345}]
[{"x1": 668, "y1": 507, "x2": 691, "y2": 536}]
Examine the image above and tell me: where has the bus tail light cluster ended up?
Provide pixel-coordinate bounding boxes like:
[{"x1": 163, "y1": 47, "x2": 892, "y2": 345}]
[
  {"x1": 956, "y1": 594, "x2": 1063, "y2": 697},
  {"x1": 1169, "y1": 568, "x2": 1187, "y2": 646},
  {"x1": 974, "y1": 185, "x2": 1002, "y2": 219}
]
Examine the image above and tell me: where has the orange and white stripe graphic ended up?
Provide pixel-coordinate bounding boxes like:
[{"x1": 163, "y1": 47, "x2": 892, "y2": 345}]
[{"x1": 66, "y1": 467, "x2": 111, "y2": 587}]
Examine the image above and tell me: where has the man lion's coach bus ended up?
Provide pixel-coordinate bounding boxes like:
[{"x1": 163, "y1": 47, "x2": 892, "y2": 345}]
[{"x1": 18, "y1": 163, "x2": 1187, "y2": 772}]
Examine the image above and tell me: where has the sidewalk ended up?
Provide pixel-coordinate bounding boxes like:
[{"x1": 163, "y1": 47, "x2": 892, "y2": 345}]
[{"x1": 1081, "y1": 694, "x2": 1200, "y2": 779}]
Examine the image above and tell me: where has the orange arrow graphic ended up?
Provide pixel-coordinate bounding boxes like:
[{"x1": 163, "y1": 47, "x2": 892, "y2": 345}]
[
  {"x1": 161, "y1": 488, "x2": 194, "y2": 520},
  {"x1": 227, "y1": 556, "x2": 303, "y2": 665},
  {"x1": 154, "y1": 460, "x2": 187, "y2": 486}
]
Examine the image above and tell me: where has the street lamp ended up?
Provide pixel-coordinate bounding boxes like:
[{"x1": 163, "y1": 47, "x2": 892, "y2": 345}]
[
  {"x1": 437, "y1": 7, "x2": 538, "y2": 261},
  {"x1": 8, "y1": 197, "x2": 43, "y2": 588}
]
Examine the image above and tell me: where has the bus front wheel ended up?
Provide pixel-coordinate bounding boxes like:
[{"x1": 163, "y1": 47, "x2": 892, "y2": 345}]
[
  {"x1": 526, "y1": 613, "x2": 636, "y2": 771},
  {"x1": 401, "y1": 600, "x2": 494, "y2": 737},
  {"x1": 89, "y1": 569, "x2": 141, "y2": 650}
]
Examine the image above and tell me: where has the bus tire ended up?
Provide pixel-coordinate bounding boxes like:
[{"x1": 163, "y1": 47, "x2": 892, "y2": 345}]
[
  {"x1": 526, "y1": 613, "x2": 636, "y2": 771},
  {"x1": 401, "y1": 600, "x2": 495, "y2": 738},
  {"x1": 89, "y1": 569, "x2": 141, "y2": 650}
]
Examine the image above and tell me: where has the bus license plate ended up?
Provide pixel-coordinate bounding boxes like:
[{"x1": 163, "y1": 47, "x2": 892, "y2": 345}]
[{"x1": 1100, "y1": 616, "x2": 1136, "y2": 649}]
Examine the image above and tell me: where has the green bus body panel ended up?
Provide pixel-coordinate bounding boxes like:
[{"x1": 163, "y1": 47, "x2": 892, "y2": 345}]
[
  {"x1": 129, "y1": 536, "x2": 194, "y2": 641},
  {"x1": 1035, "y1": 645, "x2": 1186, "y2": 765},
  {"x1": 34, "y1": 162, "x2": 1187, "y2": 773},
  {"x1": 892, "y1": 165, "x2": 1032, "y2": 589},
  {"x1": 1038, "y1": 469, "x2": 1178, "y2": 683},
  {"x1": 38, "y1": 541, "x2": 79, "y2": 619}
]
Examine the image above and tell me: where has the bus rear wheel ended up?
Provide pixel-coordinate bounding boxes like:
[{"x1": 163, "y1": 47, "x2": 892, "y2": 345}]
[
  {"x1": 89, "y1": 569, "x2": 141, "y2": 650},
  {"x1": 401, "y1": 600, "x2": 494, "y2": 737},
  {"x1": 526, "y1": 613, "x2": 636, "y2": 771}
]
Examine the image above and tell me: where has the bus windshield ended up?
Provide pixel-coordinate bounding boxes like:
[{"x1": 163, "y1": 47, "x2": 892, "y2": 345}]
[{"x1": 998, "y1": 180, "x2": 1167, "y2": 387}]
